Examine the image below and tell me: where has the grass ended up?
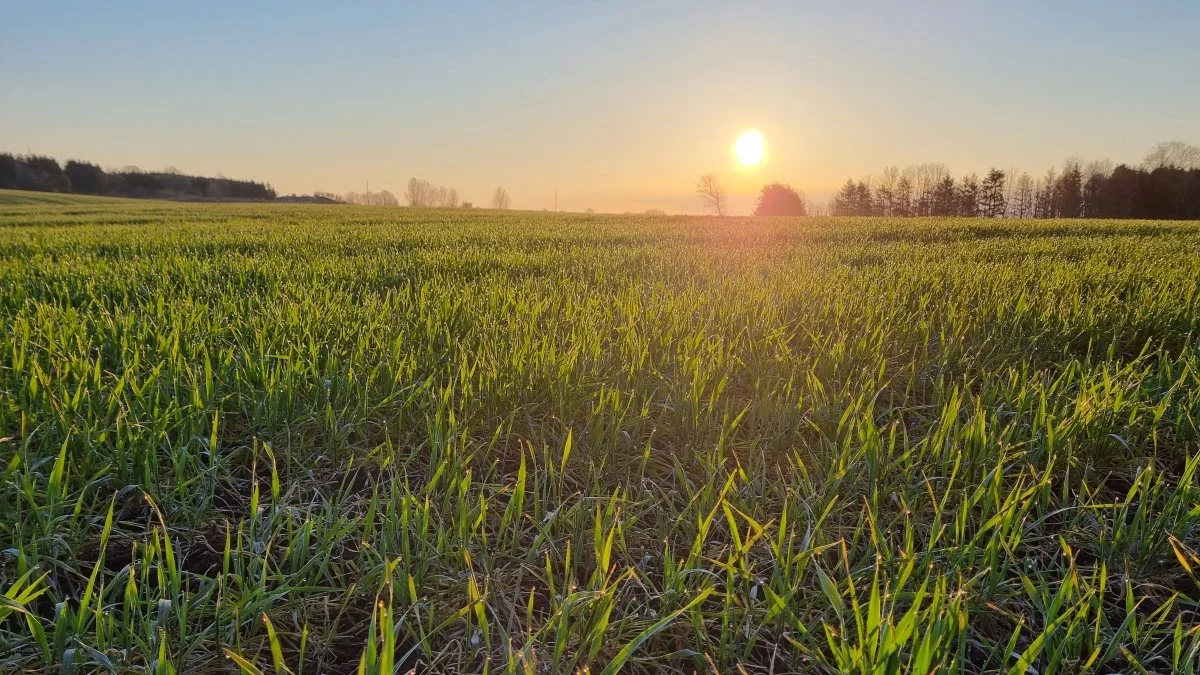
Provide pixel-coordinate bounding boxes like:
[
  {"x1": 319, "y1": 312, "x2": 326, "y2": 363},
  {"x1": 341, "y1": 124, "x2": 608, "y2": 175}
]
[
  {"x1": 0, "y1": 189, "x2": 144, "y2": 206},
  {"x1": 1, "y1": 194, "x2": 1199, "y2": 673}
]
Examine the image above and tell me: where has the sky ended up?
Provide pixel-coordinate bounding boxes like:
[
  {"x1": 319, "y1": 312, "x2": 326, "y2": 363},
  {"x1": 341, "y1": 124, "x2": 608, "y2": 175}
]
[{"x1": 3, "y1": 1, "x2": 1199, "y2": 214}]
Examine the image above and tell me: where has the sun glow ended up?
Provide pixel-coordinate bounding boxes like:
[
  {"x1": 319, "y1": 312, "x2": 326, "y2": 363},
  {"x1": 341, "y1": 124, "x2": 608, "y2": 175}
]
[{"x1": 735, "y1": 129, "x2": 766, "y2": 167}]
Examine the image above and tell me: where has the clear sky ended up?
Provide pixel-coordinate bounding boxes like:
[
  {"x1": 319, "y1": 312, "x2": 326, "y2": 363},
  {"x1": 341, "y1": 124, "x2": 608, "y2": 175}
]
[{"x1": 3, "y1": 1, "x2": 1198, "y2": 213}]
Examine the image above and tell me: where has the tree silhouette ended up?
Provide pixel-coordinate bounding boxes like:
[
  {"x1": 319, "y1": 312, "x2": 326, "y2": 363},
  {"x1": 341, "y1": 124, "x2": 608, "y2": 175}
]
[
  {"x1": 64, "y1": 160, "x2": 105, "y2": 194},
  {"x1": 894, "y1": 176, "x2": 913, "y2": 217},
  {"x1": 1144, "y1": 141, "x2": 1200, "y2": 170},
  {"x1": 492, "y1": 186, "x2": 511, "y2": 210},
  {"x1": 854, "y1": 181, "x2": 873, "y2": 215},
  {"x1": 833, "y1": 180, "x2": 854, "y2": 215},
  {"x1": 753, "y1": 182, "x2": 807, "y2": 216},
  {"x1": 695, "y1": 173, "x2": 728, "y2": 216},
  {"x1": 20, "y1": 155, "x2": 71, "y2": 192},
  {"x1": 0, "y1": 153, "x2": 20, "y2": 189},
  {"x1": 931, "y1": 176, "x2": 957, "y2": 216},
  {"x1": 404, "y1": 178, "x2": 460, "y2": 207},
  {"x1": 979, "y1": 168, "x2": 1006, "y2": 217},
  {"x1": 1055, "y1": 161, "x2": 1083, "y2": 218},
  {"x1": 1011, "y1": 173, "x2": 1035, "y2": 218},
  {"x1": 873, "y1": 166, "x2": 898, "y2": 216},
  {"x1": 956, "y1": 174, "x2": 980, "y2": 216}
]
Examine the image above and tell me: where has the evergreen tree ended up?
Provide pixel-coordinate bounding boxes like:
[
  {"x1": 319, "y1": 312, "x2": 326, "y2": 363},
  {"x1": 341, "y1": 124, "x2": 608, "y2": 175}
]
[
  {"x1": 1055, "y1": 162, "x2": 1083, "y2": 217},
  {"x1": 931, "y1": 176, "x2": 957, "y2": 216},
  {"x1": 957, "y1": 174, "x2": 980, "y2": 216},
  {"x1": 979, "y1": 168, "x2": 1007, "y2": 217},
  {"x1": 833, "y1": 179, "x2": 858, "y2": 216},
  {"x1": 894, "y1": 176, "x2": 913, "y2": 217},
  {"x1": 854, "y1": 181, "x2": 873, "y2": 215}
]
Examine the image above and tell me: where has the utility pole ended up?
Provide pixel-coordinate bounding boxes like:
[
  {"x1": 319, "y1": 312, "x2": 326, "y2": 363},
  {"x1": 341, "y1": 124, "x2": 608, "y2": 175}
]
[{"x1": 554, "y1": 189, "x2": 558, "y2": 212}]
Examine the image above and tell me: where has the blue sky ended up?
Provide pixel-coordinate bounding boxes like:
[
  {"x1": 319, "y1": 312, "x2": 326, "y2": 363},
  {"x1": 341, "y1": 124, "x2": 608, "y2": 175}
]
[{"x1": 3, "y1": 1, "x2": 1198, "y2": 212}]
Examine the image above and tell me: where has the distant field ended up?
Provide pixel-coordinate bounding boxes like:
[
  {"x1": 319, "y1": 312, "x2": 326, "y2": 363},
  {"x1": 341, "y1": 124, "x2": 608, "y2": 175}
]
[
  {"x1": 2, "y1": 195, "x2": 1199, "y2": 673},
  {"x1": 0, "y1": 189, "x2": 146, "y2": 206}
]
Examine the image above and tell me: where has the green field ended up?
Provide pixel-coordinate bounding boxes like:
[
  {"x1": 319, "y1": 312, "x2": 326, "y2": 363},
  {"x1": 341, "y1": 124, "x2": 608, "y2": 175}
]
[{"x1": 2, "y1": 191, "x2": 1199, "y2": 673}]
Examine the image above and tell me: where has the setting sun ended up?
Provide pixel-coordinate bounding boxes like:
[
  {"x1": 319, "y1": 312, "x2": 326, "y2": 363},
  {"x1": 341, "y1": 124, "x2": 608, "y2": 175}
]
[{"x1": 735, "y1": 129, "x2": 766, "y2": 167}]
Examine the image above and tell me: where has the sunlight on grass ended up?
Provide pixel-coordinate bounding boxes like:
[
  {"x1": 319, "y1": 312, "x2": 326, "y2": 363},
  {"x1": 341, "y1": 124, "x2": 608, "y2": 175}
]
[{"x1": 1, "y1": 201, "x2": 1198, "y2": 672}]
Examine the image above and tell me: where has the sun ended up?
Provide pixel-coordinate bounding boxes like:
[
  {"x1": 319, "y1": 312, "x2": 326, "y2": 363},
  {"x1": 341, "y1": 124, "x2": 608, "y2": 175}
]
[{"x1": 735, "y1": 129, "x2": 766, "y2": 167}]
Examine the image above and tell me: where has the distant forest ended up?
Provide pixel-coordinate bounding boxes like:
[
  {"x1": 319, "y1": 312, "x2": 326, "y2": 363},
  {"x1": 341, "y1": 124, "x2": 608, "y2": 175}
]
[
  {"x1": 829, "y1": 141, "x2": 1200, "y2": 220},
  {"x1": 0, "y1": 152, "x2": 276, "y2": 201}
]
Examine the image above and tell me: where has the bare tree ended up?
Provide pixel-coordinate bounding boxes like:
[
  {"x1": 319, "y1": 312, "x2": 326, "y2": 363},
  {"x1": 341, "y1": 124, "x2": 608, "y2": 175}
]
[
  {"x1": 342, "y1": 190, "x2": 399, "y2": 206},
  {"x1": 1034, "y1": 167, "x2": 1057, "y2": 218},
  {"x1": 406, "y1": 177, "x2": 461, "y2": 207},
  {"x1": 874, "y1": 166, "x2": 900, "y2": 216},
  {"x1": 492, "y1": 186, "x2": 511, "y2": 210},
  {"x1": 1144, "y1": 141, "x2": 1200, "y2": 170},
  {"x1": 894, "y1": 176, "x2": 913, "y2": 217},
  {"x1": 1002, "y1": 166, "x2": 1020, "y2": 217},
  {"x1": 695, "y1": 173, "x2": 728, "y2": 216},
  {"x1": 903, "y1": 163, "x2": 949, "y2": 216},
  {"x1": 1083, "y1": 159, "x2": 1114, "y2": 179},
  {"x1": 1009, "y1": 172, "x2": 1035, "y2": 218},
  {"x1": 406, "y1": 177, "x2": 428, "y2": 207}
]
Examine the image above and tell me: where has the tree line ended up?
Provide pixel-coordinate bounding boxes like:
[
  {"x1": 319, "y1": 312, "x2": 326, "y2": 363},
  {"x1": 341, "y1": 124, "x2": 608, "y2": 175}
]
[
  {"x1": 314, "y1": 190, "x2": 401, "y2": 206},
  {"x1": 695, "y1": 141, "x2": 1200, "y2": 219},
  {"x1": 0, "y1": 152, "x2": 276, "y2": 200},
  {"x1": 311, "y1": 181, "x2": 510, "y2": 209},
  {"x1": 831, "y1": 141, "x2": 1200, "y2": 220},
  {"x1": 0, "y1": 151, "x2": 517, "y2": 210},
  {"x1": 404, "y1": 178, "x2": 461, "y2": 208}
]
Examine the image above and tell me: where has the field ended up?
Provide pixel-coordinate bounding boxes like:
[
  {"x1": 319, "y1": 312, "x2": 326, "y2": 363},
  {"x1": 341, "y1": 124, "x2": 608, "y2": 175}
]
[{"x1": 2, "y1": 190, "x2": 1199, "y2": 673}]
